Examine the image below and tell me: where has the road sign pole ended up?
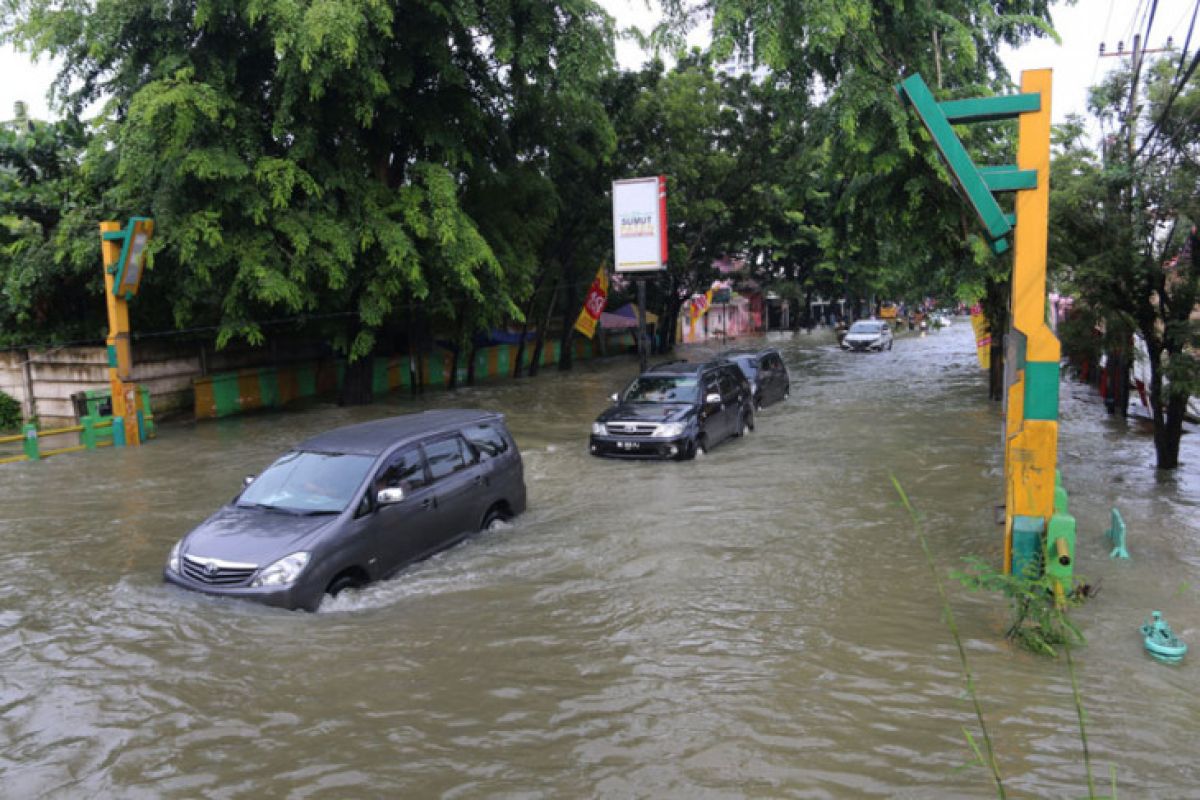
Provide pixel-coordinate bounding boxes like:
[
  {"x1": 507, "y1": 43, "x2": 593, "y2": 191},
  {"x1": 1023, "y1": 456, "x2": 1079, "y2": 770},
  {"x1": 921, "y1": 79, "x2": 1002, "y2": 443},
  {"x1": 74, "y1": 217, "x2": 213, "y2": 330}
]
[
  {"x1": 100, "y1": 218, "x2": 154, "y2": 447},
  {"x1": 636, "y1": 279, "x2": 649, "y2": 373},
  {"x1": 100, "y1": 221, "x2": 140, "y2": 447}
]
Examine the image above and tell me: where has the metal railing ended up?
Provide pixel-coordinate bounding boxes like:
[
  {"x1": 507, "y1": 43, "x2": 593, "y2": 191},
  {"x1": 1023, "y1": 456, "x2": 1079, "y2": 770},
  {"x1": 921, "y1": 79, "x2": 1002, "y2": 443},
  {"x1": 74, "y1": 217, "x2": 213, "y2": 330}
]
[{"x1": 0, "y1": 414, "x2": 155, "y2": 465}]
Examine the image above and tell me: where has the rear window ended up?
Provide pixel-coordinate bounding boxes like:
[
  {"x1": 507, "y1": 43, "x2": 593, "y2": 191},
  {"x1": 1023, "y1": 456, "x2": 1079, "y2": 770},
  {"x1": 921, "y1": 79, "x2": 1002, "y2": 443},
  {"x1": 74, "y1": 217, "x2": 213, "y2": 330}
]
[{"x1": 463, "y1": 423, "x2": 509, "y2": 459}]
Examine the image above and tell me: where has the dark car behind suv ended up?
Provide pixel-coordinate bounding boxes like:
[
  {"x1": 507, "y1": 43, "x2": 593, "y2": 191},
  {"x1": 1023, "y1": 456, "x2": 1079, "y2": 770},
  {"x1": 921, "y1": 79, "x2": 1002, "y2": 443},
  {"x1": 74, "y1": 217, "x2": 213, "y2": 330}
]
[
  {"x1": 164, "y1": 410, "x2": 526, "y2": 611},
  {"x1": 589, "y1": 360, "x2": 753, "y2": 460},
  {"x1": 722, "y1": 348, "x2": 790, "y2": 409}
]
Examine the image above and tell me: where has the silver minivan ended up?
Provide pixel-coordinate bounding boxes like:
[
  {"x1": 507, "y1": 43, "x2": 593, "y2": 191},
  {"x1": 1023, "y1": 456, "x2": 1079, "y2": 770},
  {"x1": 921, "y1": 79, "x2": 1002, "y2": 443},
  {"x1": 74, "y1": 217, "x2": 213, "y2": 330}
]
[{"x1": 164, "y1": 410, "x2": 526, "y2": 611}]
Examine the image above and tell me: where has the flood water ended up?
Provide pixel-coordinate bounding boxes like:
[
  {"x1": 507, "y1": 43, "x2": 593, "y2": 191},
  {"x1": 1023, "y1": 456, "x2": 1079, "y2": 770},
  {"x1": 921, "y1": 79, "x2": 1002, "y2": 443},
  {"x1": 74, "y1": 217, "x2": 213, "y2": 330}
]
[{"x1": 2, "y1": 322, "x2": 1198, "y2": 798}]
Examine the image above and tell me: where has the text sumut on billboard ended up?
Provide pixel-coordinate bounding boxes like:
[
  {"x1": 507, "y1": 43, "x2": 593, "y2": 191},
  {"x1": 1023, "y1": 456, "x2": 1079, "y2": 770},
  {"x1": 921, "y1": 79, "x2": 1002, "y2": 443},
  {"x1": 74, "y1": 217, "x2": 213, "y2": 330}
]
[{"x1": 612, "y1": 176, "x2": 668, "y2": 273}]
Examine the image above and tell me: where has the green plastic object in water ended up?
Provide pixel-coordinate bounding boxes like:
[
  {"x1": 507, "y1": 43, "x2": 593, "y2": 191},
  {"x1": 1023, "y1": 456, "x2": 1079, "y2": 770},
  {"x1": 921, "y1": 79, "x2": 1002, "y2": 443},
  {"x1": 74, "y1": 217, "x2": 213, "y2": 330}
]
[
  {"x1": 1011, "y1": 515, "x2": 1044, "y2": 579},
  {"x1": 1106, "y1": 507, "x2": 1130, "y2": 559},
  {"x1": 1141, "y1": 611, "x2": 1187, "y2": 663}
]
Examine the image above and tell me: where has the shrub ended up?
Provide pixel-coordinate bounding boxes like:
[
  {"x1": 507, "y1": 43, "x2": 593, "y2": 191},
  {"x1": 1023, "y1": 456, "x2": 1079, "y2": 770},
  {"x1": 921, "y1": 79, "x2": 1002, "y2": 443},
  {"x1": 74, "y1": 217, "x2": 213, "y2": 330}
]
[{"x1": 0, "y1": 389, "x2": 21, "y2": 431}]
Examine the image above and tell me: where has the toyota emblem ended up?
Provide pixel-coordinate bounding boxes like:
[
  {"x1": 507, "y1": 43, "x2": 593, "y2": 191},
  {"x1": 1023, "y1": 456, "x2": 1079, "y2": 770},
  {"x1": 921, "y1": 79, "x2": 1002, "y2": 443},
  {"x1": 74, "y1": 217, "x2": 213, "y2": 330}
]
[{"x1": 204, "y1": 561, "x2": 219, "y2": 576}]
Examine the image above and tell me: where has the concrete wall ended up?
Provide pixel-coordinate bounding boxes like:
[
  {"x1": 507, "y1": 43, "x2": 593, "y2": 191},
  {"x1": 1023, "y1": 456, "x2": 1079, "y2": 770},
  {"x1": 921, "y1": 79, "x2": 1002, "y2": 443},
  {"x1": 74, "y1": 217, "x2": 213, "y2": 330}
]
[
  {"x1": 0, "y1": 340, "x2": 330, "y2": 428},
  {"x1": 0, "y1": 350, "x2": 35, "y2": 421}
]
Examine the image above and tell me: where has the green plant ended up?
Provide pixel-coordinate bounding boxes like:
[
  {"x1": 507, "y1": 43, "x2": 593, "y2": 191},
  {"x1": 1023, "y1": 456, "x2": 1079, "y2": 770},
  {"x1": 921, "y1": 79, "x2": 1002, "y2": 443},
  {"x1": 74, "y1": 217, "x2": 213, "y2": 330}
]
[
  {"x1": 952, "y1": 556, "x2": 1085, "y2": 657},
  {"x1": 890, "y1": 475, "x2": 1007, "y2": 798},
  {"x1": 0, "y1": 389, "x2": 21, "y2": 431}
]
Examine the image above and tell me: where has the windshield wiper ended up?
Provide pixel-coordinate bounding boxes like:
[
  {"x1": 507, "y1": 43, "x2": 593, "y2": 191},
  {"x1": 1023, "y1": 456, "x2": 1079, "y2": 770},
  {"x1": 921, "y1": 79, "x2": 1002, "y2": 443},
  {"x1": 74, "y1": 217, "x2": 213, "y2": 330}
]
[
  {"x1": 300, "y1": 509, "x2": 340, "y2": 516},
  {"x1": 238, "y1": 501, "x2": 293, "y2": 514}
]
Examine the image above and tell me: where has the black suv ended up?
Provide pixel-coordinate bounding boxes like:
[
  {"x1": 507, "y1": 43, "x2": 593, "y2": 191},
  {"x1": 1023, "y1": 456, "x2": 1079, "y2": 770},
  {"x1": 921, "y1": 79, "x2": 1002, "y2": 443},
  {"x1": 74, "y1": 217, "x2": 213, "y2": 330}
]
[
  {"x1": 721, "y1": 348, "x2": 791, "y2": 410},
  {"x1": 589, "y1": 360, "x2": 754, "y2": 460}
]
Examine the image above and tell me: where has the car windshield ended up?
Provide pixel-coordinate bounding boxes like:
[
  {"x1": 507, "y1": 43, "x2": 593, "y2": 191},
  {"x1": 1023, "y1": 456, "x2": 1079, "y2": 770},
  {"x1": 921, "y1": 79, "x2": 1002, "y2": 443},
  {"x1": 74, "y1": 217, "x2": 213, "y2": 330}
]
[
  {"x1": 849, "y1": 322, "x2": 883, "y2": 334},
  {"x1": 623, "y1": 375, "x2": 700, "y2": 403},
  {"x1": 238, "y1": 451, "x2": 375, "y2": 514},
  {"x1": 731, "y1": 357, "x2": 758, "y2": 378}
]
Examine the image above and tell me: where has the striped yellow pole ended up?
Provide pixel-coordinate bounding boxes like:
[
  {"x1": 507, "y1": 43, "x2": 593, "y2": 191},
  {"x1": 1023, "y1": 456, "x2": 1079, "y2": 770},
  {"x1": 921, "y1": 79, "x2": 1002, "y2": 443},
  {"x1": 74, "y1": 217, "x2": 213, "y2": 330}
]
[
  {"x1": 1004, "y1": 69, "x2": 1058, "y2": 576},
  {"x1": 101, "y1": 221, "x2": 142, "y2": 447}
]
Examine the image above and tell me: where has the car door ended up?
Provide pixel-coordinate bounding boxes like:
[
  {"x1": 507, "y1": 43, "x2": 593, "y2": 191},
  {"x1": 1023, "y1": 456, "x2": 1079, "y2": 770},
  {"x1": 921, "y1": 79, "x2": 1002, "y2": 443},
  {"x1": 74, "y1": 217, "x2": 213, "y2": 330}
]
[
  {"x1": 364, "y1": 445, "x2": 439, "y2": 576},
  {"x1": 764, "y1": 353, "x2": 787, "y2": 403},
  {"x1": 421, "y1": 434, "x2": 483, "y2": 549},
  {"x1": 700, "y1": 373, "x2": 728, "y2": 443},
  {"x1": 462, "y1": 422, "x2": 510, "y2": 503},
  {"x1": 719, "y1": 369, "x2": 744, "y2": 437}
]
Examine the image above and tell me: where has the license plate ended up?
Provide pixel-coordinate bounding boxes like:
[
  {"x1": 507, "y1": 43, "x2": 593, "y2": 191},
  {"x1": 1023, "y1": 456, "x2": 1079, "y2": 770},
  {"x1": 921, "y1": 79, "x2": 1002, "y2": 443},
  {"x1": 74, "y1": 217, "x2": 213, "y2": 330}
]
[{"x1": 617, "y1": 441, "x2": 640, "y2": 450}]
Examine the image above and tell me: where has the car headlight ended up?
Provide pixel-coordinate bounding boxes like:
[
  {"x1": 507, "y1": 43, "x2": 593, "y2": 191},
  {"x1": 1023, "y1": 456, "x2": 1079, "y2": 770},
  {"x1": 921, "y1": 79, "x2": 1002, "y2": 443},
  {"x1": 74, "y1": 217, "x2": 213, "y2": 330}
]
[
  {"x1": 167, "y1": 539, "x2": 183, "y2": 573},
  {"x1": 591, "y1": 422, "x2": 606, "y2": 435},
  {"x1": 654, "y1": 422, "x2": 686, "y2": 438},
  {"x1": 251, "y1": 552, "x2": 310, "y2": 588}
]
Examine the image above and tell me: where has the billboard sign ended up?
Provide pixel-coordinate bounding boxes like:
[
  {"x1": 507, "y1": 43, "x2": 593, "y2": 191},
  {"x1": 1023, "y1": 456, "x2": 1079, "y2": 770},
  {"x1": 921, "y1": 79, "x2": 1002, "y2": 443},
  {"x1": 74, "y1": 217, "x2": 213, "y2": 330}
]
[
  {"x1": 612, "y1": 176, "x2": 668, "y2": 273},
  {"x1": 111, "y1": 217, "x2": 155, "y2": 299}
]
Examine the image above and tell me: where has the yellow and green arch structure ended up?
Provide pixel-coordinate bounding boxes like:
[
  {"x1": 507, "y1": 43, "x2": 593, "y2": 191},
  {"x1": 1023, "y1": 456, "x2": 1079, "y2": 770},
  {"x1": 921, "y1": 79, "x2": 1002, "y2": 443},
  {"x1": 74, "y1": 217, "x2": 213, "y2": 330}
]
[{"x1": 898, "y1": 70, "x2": 1075, "y2": 603}]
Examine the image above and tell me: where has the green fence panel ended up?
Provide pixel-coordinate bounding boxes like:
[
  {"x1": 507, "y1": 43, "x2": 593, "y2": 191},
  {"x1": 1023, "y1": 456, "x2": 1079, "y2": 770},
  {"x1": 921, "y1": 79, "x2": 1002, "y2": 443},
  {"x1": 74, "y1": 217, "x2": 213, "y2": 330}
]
[
  {"x1": 212, "y1": 374, "x2": 242, "y2": 418},
  {"x1": 257, "y1": 368, "x2": 281, "y2": 409}
]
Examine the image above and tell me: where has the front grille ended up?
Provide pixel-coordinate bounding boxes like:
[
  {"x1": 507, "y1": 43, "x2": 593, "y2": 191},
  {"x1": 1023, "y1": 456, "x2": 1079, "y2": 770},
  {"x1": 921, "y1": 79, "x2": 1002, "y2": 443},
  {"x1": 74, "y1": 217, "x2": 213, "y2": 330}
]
[
  {"x1": 604, "y1": 422, "x2": 658, "y2": 437},
  {"x1": 182, "y1": 555, "x2": 258, "y2": 586}
]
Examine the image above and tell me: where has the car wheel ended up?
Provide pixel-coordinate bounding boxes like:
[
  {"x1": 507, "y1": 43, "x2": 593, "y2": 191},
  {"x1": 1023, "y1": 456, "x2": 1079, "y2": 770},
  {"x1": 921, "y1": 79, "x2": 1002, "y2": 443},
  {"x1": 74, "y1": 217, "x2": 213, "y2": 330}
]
[
  {"x1": 695, "y1": 435, "x2": 708, "y2": 457},
  {"x1": 888, "y1": 339, "x2": 894, "y2": 351},
  {"x1": 677, "y1": 439, "x2": 698, "y2": 461},
  {"x1": 326, "y1": 572, "x2": 364, "y2": 598},
  {"x1": 481, "y1": 506, "x2": 511, "y2": 531}
]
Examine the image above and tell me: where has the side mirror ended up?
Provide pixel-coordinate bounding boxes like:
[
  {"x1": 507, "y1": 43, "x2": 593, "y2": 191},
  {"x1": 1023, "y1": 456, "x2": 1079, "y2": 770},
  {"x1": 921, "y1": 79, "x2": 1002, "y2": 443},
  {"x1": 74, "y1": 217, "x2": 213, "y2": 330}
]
[
  {"x1": 243, "y1": 474, "x2": 255, "y2": 487},
  {"x1": 376, "y1": 487, "x2": 405, "y2": 505},
  {"x1": 705, "y1": 392, "x2": 722, "y2": 405},
  {"x1": 610, "y1": 392, "x2": 620, "y2": 403}
]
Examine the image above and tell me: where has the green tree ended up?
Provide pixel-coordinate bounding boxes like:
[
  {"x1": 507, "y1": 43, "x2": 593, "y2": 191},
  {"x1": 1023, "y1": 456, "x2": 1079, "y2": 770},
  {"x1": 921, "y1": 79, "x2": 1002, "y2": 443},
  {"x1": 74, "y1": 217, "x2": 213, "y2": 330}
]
[
  {"x1": 0, "y1": 102, "x2": 101, "y2": 345},
  {"x1": 1049, "y1": 56, "x2": 1200, "y2": 469},
  {"x1": 2, "y1": 0, "x2": 615, "y2": 401},
  {"x1": 679, "y1": 0, "x2": 1056, "y2": 373}
]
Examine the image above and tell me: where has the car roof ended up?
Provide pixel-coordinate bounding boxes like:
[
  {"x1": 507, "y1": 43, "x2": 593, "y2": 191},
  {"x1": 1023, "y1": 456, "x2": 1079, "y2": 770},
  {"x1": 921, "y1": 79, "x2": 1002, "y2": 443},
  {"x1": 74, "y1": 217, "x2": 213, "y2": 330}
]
[
  {"x1": 297, "y1": 409, "x2": 504, "y2": 456},
  {"x1": 721, "y1": 348, "x2": 777, "y2": 361},
  {"x1": 643, "y1": 360, "x2": 708, "y2": 375}
]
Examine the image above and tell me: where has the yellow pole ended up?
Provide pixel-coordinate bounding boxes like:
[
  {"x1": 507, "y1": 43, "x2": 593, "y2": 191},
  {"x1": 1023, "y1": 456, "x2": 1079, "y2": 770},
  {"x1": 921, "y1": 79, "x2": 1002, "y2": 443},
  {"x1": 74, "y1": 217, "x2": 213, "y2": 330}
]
[
  {"x1": 1003, "y1": 69, "x2": 1057, "y2": 573},
  {"x1": 101, "y1": 221, "x2": 142, "y2": 447}
]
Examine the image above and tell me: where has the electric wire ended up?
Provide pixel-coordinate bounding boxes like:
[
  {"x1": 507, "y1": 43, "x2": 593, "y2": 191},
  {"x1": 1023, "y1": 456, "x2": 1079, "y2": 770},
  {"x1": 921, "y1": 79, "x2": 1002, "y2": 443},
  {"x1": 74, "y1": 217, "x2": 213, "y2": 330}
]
[{"x1": 1092, "y1": 0, "x2": 1119, "y2": 86}]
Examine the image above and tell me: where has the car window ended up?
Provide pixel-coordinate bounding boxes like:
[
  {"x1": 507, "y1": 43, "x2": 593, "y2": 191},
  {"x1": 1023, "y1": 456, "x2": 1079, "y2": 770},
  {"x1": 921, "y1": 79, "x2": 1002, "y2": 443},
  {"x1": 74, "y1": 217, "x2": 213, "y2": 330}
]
[
  {"x1": 375, "y1": 447, "x2": 428, "y2": 492},
  {"x1": 623, "y1": 375, "x2": 700, "y2": 403},
  {"x1": 703, "y1": 377, "x2": 721, "y2": 401},
  {"x1": 734, "y1": 358, "x2": 757, "y2": 378},
  {"x1": 718, "y1": 371, "x2": 740, "y2": 399},
  {"x1": 463, "y1": 423, "x2": 508, "y2": 460},
  {"x1": 239, "y1": 451, "x2": 375, "y2": 514},
  {"x1": 423, "y1": 436, "x2": 469, "y2": 480}
]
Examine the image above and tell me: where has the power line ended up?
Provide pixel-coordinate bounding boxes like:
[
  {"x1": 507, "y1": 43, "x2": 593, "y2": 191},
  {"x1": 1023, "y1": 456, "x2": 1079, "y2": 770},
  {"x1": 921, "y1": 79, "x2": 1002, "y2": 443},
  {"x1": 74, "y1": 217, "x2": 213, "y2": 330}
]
[
  {"x1": 1135, "y1": 45, "x2": 1200, "y2": 159},
  {"x1": 1173, "y1": 0, "x2": 1200, "y2": 84},
  {"x1": 1092, "y1": 0, "x2": 1120, "y2": 86}
]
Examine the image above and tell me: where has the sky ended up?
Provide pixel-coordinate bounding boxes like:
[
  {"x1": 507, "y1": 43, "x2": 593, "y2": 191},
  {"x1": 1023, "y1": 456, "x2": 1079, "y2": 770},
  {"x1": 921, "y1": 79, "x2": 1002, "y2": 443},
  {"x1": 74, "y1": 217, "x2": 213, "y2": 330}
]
[{"x1": 1, "y1": 1, "x2": 1195, "y2": 129}]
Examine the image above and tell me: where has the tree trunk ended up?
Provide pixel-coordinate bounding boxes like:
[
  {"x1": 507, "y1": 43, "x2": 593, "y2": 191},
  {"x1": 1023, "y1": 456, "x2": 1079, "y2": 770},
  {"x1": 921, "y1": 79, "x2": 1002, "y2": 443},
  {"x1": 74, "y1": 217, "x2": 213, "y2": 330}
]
[
  {"x1": 513, "y1": 273, "x2": 545, "y2": 378},
  {"x1": 339, "y1": 356, "x2": 374, "y2": 406},
  {"x1": 466, "y1": 342, "x2": 478, "y2": 386},
  {"x1": 558, "y1": 274, "x2": 578, "y2": 372},
  {"x1": 1155, "y1": 392, "x2": 1188, "y2": 469},
  {"x1": 528, "y1": 283, "x2": 560, "y2": 378},
  {"x1": 983, "y1": 276, "x2": 1009, "y2": 402}
]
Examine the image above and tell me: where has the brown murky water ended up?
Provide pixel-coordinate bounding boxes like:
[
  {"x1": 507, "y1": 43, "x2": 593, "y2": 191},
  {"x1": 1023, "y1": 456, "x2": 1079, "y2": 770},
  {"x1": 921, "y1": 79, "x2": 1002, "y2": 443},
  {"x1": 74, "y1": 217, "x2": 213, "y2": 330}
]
[{"x1": 2, "y1": 322, "x2": 1198, "y2": 798}]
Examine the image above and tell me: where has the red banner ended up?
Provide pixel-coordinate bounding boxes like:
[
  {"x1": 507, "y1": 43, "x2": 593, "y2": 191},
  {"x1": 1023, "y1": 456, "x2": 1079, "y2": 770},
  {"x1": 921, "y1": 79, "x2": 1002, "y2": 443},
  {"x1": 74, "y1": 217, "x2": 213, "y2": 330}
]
[{"x1": 574, "y1": 265, "x2": 609, "y2": 338}]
